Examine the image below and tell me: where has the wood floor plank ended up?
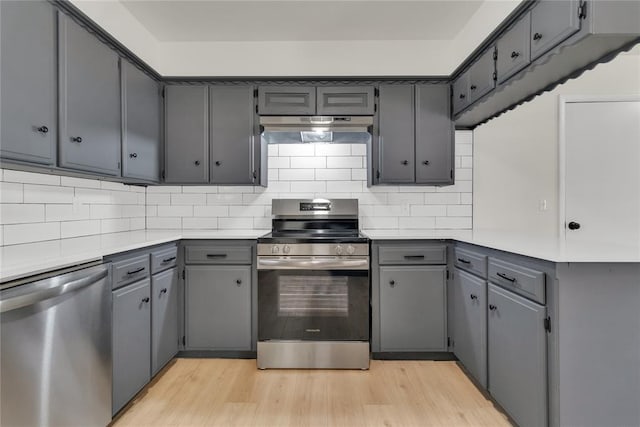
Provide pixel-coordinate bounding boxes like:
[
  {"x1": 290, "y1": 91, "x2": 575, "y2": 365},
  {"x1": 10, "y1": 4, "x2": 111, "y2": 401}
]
[{"x1": 112, "y1": 359, "x2": 512, "y2": 427}]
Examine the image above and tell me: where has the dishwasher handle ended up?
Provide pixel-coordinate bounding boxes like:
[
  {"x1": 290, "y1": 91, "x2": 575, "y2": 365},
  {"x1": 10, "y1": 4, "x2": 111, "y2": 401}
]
[{"x1": 0, "y1": 267, "x2": 108, "y2": 313}]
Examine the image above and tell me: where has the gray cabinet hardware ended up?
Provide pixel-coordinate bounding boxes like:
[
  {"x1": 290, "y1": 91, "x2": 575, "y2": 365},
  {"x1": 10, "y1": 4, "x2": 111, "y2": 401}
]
[
  {"x1": 206, "y1": 254, "x2": 227, "y2": 259},
  {"x1": 70, "y1": 136, "x2": 83, "y2": 143},
  {"x1": 37, "y1": 126, "x2": 49, "y2": 134},
  {"x1": 127, "y1": 267, "x2": 146, "y2": 275},
  {"x1": 489, "y1": 304, "x2": 497, "y2": 311},
  {"x1": 141, "y1": 297, "x2": 150, "y2": 303},
  {"x1": 194, "y1": 160, "x2": 201, "y2": 166},
  {"x1": 568, "y1": 221, "x2": 580, "y2": 230},
  {"x1": 129, "y1": 152, "x2": 138, "y2": 158},
  {"x1": 533, "y1": 32, "x2": 542, "y2": 40},
  {"x1": 162, "y1": 257, "x2": 176, "y2": 264},
  {"x1": 160, "y1": 288, "x2": 167, "y2": 294},
  {"x1": 457, "y1": 258, "x2": 471, "y2": 264},
  {"x1": 470, "y1": 294, "x2": 478, "y2": 300},
  {"x1": 497, "y1": 272, "x2": 517, "y2": 282}
]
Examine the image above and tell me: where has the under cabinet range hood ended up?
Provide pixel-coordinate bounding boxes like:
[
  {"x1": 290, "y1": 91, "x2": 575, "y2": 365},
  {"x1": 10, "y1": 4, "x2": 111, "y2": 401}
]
[{"x1": 260, "y1": 116, "x2": 373, "y2": 144}]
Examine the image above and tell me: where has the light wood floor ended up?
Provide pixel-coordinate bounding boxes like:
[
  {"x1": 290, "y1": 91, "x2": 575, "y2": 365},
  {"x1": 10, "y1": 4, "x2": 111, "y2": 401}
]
[{"x1": 112, "y1": 359, "x2": 512, "y2": 427}]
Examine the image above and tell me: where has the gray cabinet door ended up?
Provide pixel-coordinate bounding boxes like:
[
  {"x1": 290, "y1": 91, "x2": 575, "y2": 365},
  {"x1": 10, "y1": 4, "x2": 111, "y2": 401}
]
[
  {"x1": 468, "y1": 48, "x2": 496, "y2": 104},
  {"x1": 112, "y1": 279, "x2": 151, "y2": 415},
  {"x1": 488, "y1": 283, "x2": 547, "y2": 427},
  {"x1": 531, "y1": 0, "x2": 581, "y2": 61},
  {"x1": 122, "y1": 61, "x2": 160, "y2": 182},
  {"x1": 452, "y1": 269, "x2": 487, "y2": 388},
  {"x1": 58, "y1": 14, "x2": 121, "y2": 176},
  {"x1": 151, "y1": 268, "x2": 178, "y2": 376},
  {"x1": 379, "y1": 266, "x2": 446, "y2": 351},
  {"x1": 209, "y1": 86, "x2": 256, "y2": 184},
  {"x1": 415, "y1": 84, "x2": 453, "y2": 185},
  {"x1": 185, "y1": 265, "x2": 252, "y2": 350},
  {"x1": 0, "y1": 1, "x2": 56, "y2": 165},
  {"x1": 452, "y1": 71, "x2": 470, "y2": 115},
  {"x1": 496, "y1": 13, "x2": 531, "y2": 84},
  {"x1": 164, "y1": 85, "x2": 209, "y2": 183},
  {"x1": 377, "y1": 85, "x2": 415, "y2": 183},
  {"x1": 258, "y1": 86, "x2": 316, "y2": 115},
  {"x1": 317, "y1": 86, "x2": 375, "y2": 115}
]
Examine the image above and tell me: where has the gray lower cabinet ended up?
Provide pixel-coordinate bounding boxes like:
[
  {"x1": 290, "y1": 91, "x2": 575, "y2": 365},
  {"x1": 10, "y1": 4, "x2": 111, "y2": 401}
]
[
  {"x1": 112, "y1": 279, "x2": 151, "y2": 415},
  {"x1": 0, "y1": 0, "x2": 57, "y2": 166},
  {"x1": 496, "y1": 12, "x2": 531, "y2": 84},
  {"x1": 58, "y1": 13, "x2": 121, "y2": 176},
  {"x1": 488, "y1": 283, "x2": 547, "y2": 427},
  {"x1": 185, "y1": 265, "x2": 252, "y2": 350},
  {"x1": 209, "y1": 85, "x2": 257, "y2": 184},
  {"x1": 379, "y1": 266, "x2": 447, "y2": 351},
  {"x1": 451, "y1": 268, "x2": 487, "y2": 387},
  {"x1": 151, "y1": 268, "x2": 179, "y2": 376},
  {"x1": 376, "y1": 83, "x2": 453, "y2": 185},
  {"x1": 530, "y1": 0, "x2": 581, "y2": 61},
  {"x1": 164, "y1": 85, "x2": 209, "y2": 183},
  {"x1": 122, "y1": 60, "x2": 161, "y2": 182}
]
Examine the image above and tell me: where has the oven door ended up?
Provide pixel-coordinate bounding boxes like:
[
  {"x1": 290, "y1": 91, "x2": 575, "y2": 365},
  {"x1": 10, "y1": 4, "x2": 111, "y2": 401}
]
[{"x1": 257, "y1": 257, "x2": 369, "y2": 342}]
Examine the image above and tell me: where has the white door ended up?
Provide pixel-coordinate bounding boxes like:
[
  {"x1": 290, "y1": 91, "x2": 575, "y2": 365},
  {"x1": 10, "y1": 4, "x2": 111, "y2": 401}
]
[{"x1": 562, "y1": 99, "x2": 640, "y2": 247}]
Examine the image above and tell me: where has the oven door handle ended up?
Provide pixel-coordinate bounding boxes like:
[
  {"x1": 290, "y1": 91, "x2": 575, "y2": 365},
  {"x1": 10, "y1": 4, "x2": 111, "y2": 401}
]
[{"x1": 257, "y1": 257, "x2": 369, "y2": 270}]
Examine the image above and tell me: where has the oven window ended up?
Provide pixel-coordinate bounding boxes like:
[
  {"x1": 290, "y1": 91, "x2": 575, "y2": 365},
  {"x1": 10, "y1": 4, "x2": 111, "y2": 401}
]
[{"x1": 278, "y1": 275, "x2": 348, "y2": 317}]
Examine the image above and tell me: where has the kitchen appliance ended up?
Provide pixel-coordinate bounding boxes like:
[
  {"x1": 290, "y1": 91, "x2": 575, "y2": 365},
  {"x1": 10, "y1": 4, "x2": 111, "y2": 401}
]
[
  {"x1": 257, "y1": 198, "x2": 370, "y2": 369},
  {"x1": 0, "y1": 263, "x2": 112, "y2": 427},
  {"x1": 260, "y1": 116, "x2": 373, "y2": 144}
]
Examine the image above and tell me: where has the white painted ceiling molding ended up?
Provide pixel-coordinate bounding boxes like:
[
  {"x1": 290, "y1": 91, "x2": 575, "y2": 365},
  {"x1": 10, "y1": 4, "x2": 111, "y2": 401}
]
[{"x1": 69, "y1": 0, "x2": 521, "y2": 76}]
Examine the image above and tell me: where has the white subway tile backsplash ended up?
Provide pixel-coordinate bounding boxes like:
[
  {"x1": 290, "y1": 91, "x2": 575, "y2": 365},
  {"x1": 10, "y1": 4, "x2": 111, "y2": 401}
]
[
  {"x1": 456, "y1": 169, "x2": 473, "y2": 181},
  {"x1": 268, "y1": 169, "x2": 279, "y2": 181},
  {"x1": 90, "y1": 204, "x2": 123, "y2": 219},
  {"x1": 326, "y1": 156, "x2": 363, "y2": 168},
  {"x1": 75, "y1": 188, "x2": 112, "y2": 204},
  {"x1": 229, "y1": 205, "x2": 267, "y2": 218},
  {"x1": 101, "y1": 218, "x2": 131, "y2": 233},
  {"x1": 4, "y1": 222, "x2": 60, "y2": 245},
  {"x1": 218, "y1": 186, "x2": 255, "y2": 194},
  {"x1": 111, "y1": 191, "x2": 139, "y2": 205},
  {"x1": 456, "y1": 143, "x2": 473, "y2": 156},
  {"x1": 315, "y1": 169, "x2": 351, "y2": 181},
  {"x1": 183, "y1": 217, "x2": 218, "y2": 229},
  {"x1": 447, "y1": 205, "x2": 473, "y2": 217},
  {"x1": 253, "y1": 217, "x2": 271, "y2": 229},
  {"x1": 146, "y1": 206, "x2": 158, "y2": 217},
  {"x1": 147, "y1": 217, "x2": 181, "y2": 229},
  {"x1": 3, "y1": 170, "x2": 60, "y2": 186},
  {"x1": 460, "y1": 193, "x2": 473, "y2": 205},
  {"x1": 278, "y1": 144, "x2": 315, "y2": 157},
  {"x1": 461, "y1": 156, "x2": 473, "y2": 168},
  {"x1": 207, "y1": 194, "x2": 244, "y2": 204},
  {"x1": 122, "y1": 205, "x2": 145, "y2": 218},
  {"x1": 61, "y1": 220, "x2": 102, "y2": 238},
  {"x1": 279, "y1": 169, "x2": 315, "y2": 181},
  {"x1": 194, "y1": 205, "x2": 229, "y2": 217},
  {"x1": 268, "y1": 156, "x2": 290, "y2": 169},
  {"x1": 0, "y1": 182, "x2": 23, "y2": 203},
  {"x1": 45, "y1": 204, "x2": 91, "y2": 222},
  {"x1": 290, "y1": 156, "x2": 326, "y2": 168},
  {"x1": 291, "y1": 181, "x2": 326, "y2": 193},
  {"x1": 60, "y1": 176, "x2": 101, "y2": 189},
  {"x1": 267, "y1": 144, "x2": 279, "y2": 156},
  {"x1": 399, "y1": 217, "x2": 437, "y2": 229},
  {"x1": 387, "y1": 193, "x2": 424, "y2": 205},
  {"x1": 171, "y1": 193, "x2": 206, "y2": 206},
  {"x1": 157, "y1": 205, "x2": 193, "y2": 217},
  {"x1": 147, "y1": 186, "x2": 183, "y2": 194},
  {"x1": 425, "y1": 193, "x2": 461, "y2": 205},
  {"x1": 100, "y1": 181, "x2": 128, "y2": 191},
  {"x1": 326, "y1": 181, "x2": 363, "y2": 193},
  {"x1": 218, "y1": 217, "x2": 253, "y2": 229},
  {"x1": 130, "y1": 217, "x2": 145, "y2": 230},
  {"x1": 0, "y1": 204, "x2": 45, "y2": 225},
  {"x1": 361, "y1": 217, "x2": 399, "y2": 229},
  {"x1": 147, "y1": 193, "x2": 170, "y2": 205},
  {"x1": 435, "y1": 216, "x2": 472, "y2": 229},
  {"x1": 182, "y1": 186, "x2": 219, "y2": 194},
  {"x1": 351, "y1": 169, "x2": 367, "y2": 181},
  {"x1": 315, "y1": 144, "x2": 351, "y2": 156},
  {"x1": 24, "y1": 184, "x2": 74, "y2": 204},
  {"x1": 411, "y1": 205, "x2": 447, "y2": 217},
  {"x1": 351, "y1": 144, "x2": 367, "y2": 156}
]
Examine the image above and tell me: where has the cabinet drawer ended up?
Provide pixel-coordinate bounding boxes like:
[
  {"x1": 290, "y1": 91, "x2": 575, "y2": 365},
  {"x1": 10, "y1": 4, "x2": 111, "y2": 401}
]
[
  {"x1": 151, "y1": 246, "x2": 178, "y2": 274},
  {"x1": 454, "y1": 247, "x2": 488, "y2": 278},
  {"x1": 185, "y1": 245, "x2": 252, "y2": 265},
  {"x1": 488, "y1": 257, "x2": 545, "y2": 304},
  {"x1": 317, "y1": 86, "x2": 375, "y2": 115},
  {"x1": 113, "y1": 255, "x2": 150, "y2": 289},
  {"x1": 378, "y1": 245, "x2": 447, "y2": 265},
  {"x1": 496, "y1": 12, "x2": 531, "y2": 84}
]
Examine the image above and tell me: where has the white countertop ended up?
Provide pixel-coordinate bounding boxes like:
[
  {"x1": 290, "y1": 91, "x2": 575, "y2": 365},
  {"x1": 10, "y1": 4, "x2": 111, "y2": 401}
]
[
  {"x1": 363, "y1": 229, "x2": 640, "y2": 263},
  {"x1": 0, "y1": 230, "x2": 268, "y2": 283},
  {"x1": 2, "y1": 228, "x2": 638, "y2": 284}
]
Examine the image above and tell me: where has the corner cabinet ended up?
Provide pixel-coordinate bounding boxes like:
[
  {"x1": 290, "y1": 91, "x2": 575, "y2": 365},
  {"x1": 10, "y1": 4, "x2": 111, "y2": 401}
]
[
  {"x1": 121, "y1": 61, "x2": 161, "y2": 182},
  {"x1": 0, "y1": 0, "x2": 57, "y2": 166},
  {"x1": 58, "y1": 13, "x2": 121, "y2": 176},
  {"x1": 374, "y1": 83, "x2": 453, "y2": 185},
  {"x1": 164, "y1": 85, "x2": 260, "y2": 185}
]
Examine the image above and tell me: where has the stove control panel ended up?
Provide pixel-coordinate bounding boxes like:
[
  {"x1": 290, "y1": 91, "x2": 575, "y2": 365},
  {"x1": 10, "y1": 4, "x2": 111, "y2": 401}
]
[{"x1": 258, "y1": 243, "x2": 369, "y2": 257}]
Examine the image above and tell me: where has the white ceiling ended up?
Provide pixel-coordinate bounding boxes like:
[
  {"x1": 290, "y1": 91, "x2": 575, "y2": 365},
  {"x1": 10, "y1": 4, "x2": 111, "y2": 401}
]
[{"x1": 120, "y1": 1, "x2": 484, "y2": 42}]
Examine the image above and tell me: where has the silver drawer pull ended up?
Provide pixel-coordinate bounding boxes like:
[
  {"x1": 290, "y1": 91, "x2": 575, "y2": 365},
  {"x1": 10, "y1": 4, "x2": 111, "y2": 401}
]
[
  {"x1": 496, "y1": 272, "x2": 516, "y2": 283},
  {"x1": 126, "y1": 267, "x2": 145, "y2": 275}
]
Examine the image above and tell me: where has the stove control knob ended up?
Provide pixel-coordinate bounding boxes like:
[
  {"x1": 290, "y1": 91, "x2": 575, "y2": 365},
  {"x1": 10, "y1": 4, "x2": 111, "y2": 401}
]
[
  {"x1": 335, "y1": 245, "x2": 344, "y2": 256},
  {"x1": 346, "y1": 245, "x2": 356, "y2": 255},
  {"x1": 271, "y1": 245, "x2": 279, "y2": 254},
  {"x1": 283, "y1": 245, "x2": 291, "y2": 254}
]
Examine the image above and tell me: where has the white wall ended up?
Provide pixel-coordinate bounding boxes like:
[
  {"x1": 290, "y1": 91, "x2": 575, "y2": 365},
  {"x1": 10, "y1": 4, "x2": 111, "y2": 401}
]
[
  {"x1": 0, "y1": 170, "x2": 146, "y2": 246},
  {"x1": 146, "y1": 132, "x2": 473, "y2": 231},
  {"x1": 473, "y1": 46, "x2": 640, "y2": 237}
]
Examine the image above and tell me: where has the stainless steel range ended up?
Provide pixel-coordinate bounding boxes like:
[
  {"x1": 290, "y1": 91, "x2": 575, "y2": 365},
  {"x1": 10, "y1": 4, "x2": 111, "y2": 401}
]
[{"x1": 257, "y1": 199, "x2": 370, "y2": 369}]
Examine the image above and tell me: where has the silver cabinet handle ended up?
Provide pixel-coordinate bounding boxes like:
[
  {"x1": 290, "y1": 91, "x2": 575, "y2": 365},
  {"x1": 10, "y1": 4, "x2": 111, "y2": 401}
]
[
  {"x1": 0, "y1": 268, "x2": 108, "y2": 313},
  {"x1": 257, "y1": 257, "x2": 369, "y2": 271}
]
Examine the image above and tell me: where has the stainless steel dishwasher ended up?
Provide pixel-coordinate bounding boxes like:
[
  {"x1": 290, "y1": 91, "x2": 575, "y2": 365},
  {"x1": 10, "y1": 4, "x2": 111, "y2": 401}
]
[{"x1": 0, "y1": 263, "x2": 112, "y2": 427}]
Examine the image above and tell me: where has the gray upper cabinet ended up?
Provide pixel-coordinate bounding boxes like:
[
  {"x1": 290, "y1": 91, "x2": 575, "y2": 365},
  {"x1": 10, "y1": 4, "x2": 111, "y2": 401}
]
[
  {"x1": 530, "y1": 0, "x2": 581, "y2": 61},
  {"x1": 121, "y1": 61, "x2": 160, "y2": 182},
  {"x1": 452, "y1": 71, "x2": 470, "y2": 115},
  {"x1": 488, "y1": 283, "x2": 547, "y2": 427},
  {"x1": 164, "y1": 85, "x2": 209, "y2": 183},
  {"x1": 317, "y1": 86, "x2": 375, "y2": 115},
  {"x1": 258, "y1": 86, "x2": 316, "y2": 115},
  {"x1": 496, "y1": 12, "x2": 531, "y2": 84},
  {"x1": 468, "y1": 48, "x2": 496, "y2": 104},
  {"x1": 415, "y1": 84, "x2": 453, "y2": 184},
  {"x1": 0, "y1": 1, "x2": 57, "y2": 166},
  {"x1": 209, "y1": 86, "x2": 257, "y2": 184},
  {"x1": 58, "y1": 14, "x2": 121, "y2": 176},
  {"x1": 112, "y1": 279, "x2": 151, "y2": 416},
  {"x1": 151, "y1": 268, "x2": 178, "y2": 376},
  {"x1": 379, "y1": 266, "x2": 447, "y2": 352},
  {"x1": 452, "y1": 269, "x2": 487, "y2": 388},
  {"x1": 377, "y1": 84, "x2": 415, "y2": 183},
  {"x1": 185, "y1": 265, "x2": 252, "y2": 351}
]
